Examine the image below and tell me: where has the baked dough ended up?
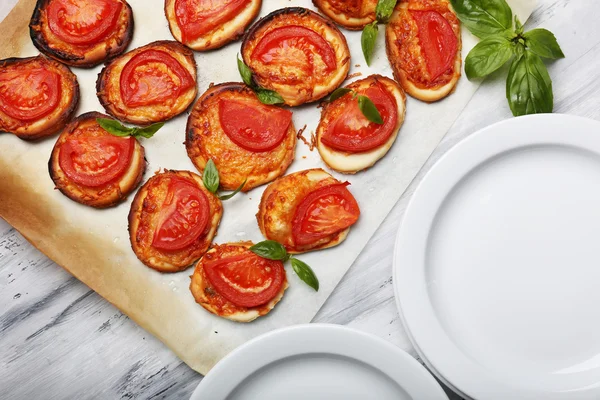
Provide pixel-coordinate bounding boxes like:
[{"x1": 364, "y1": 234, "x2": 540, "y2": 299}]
[{"x1": 312, "y1": 0, "x2": 377, "y2": 30}]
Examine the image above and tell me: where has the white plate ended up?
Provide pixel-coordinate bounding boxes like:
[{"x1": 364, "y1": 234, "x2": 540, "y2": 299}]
[
  {"x1": 190, "y1": 324, "x2": 448, "y2": 400},
  {"x1": 394, "y1": 114, "x2": 600, "y2": 400}
]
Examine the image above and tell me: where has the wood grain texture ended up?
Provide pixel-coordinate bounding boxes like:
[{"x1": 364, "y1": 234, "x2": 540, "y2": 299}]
[{"x1": 0, "y1": 0, "x2": 592, "y2": 399}]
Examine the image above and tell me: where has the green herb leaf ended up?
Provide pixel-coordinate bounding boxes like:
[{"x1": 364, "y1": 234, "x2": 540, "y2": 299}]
[
  {"x1": 256, "y1": 88, "x2": 285, "y2": 105},
  {"x1": 202, "y1": 159, "x2": 220, "y2": 194},
  {"x1": 506, "y1": 49, "x2": 553, "y2": 116},
  {"x1": 218, "y1": 179, "x2": 246, "y2": 201},
  {"x1": 97, "y1": 118, "x2": 135, "y2": 137},
  {"x1": 514, "y1": 15, "x2": 524, "y2": 35},
  {"x1": 523, "y1": 28, "x2": 565, "y2": 59},
  {"x1": 237, "y1": 55, "x2": 254, "y2": 87},
  {"x1": 290, "y1": 258, "x2": 319, "y2": 291},
  {"x1": 375, "y1": 0, "x2": 398, "y2": 23},
  {"x1": 134, "y1": 122, "x2": 164, "y2": 138},
  {"x1": 449, "y1": 0, "x2": 513, "y2": 39},
  {"x1": 361, "y1": 21, "x2": 379, "y2": 66},
  {"x1": 465, "y1": 35, "x2": 514, "y2": 79},
  {"x1": 249, "y1": 240, "x2": 288, "y2": 261},
  {"x1": 329, "y1": 87, "x2": 353, "y2": 102},
  {"x1": 357, "y1": 95, "x2": 383, "y2": 124}
]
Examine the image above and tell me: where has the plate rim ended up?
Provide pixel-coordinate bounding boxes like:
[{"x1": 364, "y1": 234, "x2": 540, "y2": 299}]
[
  {"x1": 190, "y1": 323, "x2": 449, "y2": 400},
  {"x1": 393, "y1": 113, "x2": 600, "y2": 400}
]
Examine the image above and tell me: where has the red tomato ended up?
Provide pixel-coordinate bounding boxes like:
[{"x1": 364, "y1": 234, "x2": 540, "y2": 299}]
[
  {"x1": 218, "y1": 98, "x2": 292, "y2": 152},
  {"x1": 321, "y1": 81, "x2": 398, "y2": 153},
  {"x1": 152, "y1": 177, "x2": 210, "y2": 251},
  {"x1": 251, "y1": 26, "x2": 337, "y2": 73},
  {"x1": 0, "y1": 67, "x2": 61, "y2": 121},
  {"x1": 119, "y1": 50, "x2": 195, "y2": 107},
  {"x1": 47, "y1": 0, "x2": 122, "y2": 46},
  {"x1": 292, "y1": 183, "x2": 360, "y2": 246},
  {"x1": 410, "y1": 10, "x2": 458, "y2": 81},
  {"x1": 204, "y1": 252, "x2": 285, "y2": 308},
  {"x1": 59, "y1": 135, "x2": 134, "y2": 187},
  {"x1": 174, "y1": 0, "x2": 250, "y2": 43}
]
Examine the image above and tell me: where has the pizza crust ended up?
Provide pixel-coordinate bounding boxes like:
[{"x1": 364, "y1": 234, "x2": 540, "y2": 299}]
[{"x1": 312, "y1": 0, "x2": 377, "y2": 30}]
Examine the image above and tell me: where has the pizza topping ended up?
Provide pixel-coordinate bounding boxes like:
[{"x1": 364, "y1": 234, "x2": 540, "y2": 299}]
[
  {"x1": 152, "y1": 177, "x2": 210, "y2": 251},
  {"x1": 0, "y1": 66, "x2": 61, "y2": 121},
  {"x1": 219, "y1": 98, "x2": 292, "y2": 152},
  {"x1": 321, "y1": 81, "x2": 397, "y2": 152},
  {"x1": 410, "y1": 10, "x2": 458, "y2": 81},
  {"x1": 251, "y1": 26, "x2": 337, "y2": 75},
  {"x1": 119, "y1": 49, "x2": 195, "y2": 107},
  {"x1": 59, "y1": 133, "x2": 134, "y2": 187},
  {"x1": 174, "y1": 0, "x2": 250, "y2": 43},
  {"x1": 292, "y1": 183, "x2": 360, "y2": 246},
  {"x1": 47, "y1": 0, "x2": 123, "y2": 46},
  {"x1": 204, "y1": 252, "x2": 285, "y2": 307}
]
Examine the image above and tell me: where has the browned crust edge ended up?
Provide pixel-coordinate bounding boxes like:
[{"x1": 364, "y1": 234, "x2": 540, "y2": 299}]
[
  {"x1": 0, "y1": 55, "x2": 80, "y2": 140},
  {"x1": 312, "y1": 0, "x2": 376, "y2": 30},
  {"x1": 96, "y1": 40, "x2": 198, "y2": 125},
  {"x1": 29, "y1": 0, "x2": 135, "y2": 68}
]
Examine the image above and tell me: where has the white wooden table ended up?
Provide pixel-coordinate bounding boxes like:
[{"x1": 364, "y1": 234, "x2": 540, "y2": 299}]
[{"x1": 1, "y1": 0, "x2": 595, "y2": 398}]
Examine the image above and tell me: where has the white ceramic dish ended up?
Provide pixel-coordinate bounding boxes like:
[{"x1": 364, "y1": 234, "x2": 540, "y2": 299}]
[
  {"x1": 190, "y1": 324, "x2": 448, "y2": 400},
  {"x1": 394, "y1": 114, "x2": 600, "y2": 400}
]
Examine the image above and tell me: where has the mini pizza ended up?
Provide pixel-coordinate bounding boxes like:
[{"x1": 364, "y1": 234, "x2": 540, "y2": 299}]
[
  {"x1": 312, "y1": 0, "x2": 377, "y2": 30},
  {"x1": 97, "y1": 40, "x2": 198, "y2": 125},
  {"x1": 49, "y1": 112, "x2": 145, "y2": 208},
  {"x1": 165, "y1": 0, "x2": 261, "y2": 51},
  {"x1": 386, "y1": 0, "x2": 461, "y2": 102},
  {"x1": 128, "y1": 170, "x2": 222, "y2": 272},
  {"x1": 190, "y1": 242, "x2": 287, "y2": 322},
  {"x1": 30, "y1": 0, "x2": 134, "y2": 68},
  {"x1": 0, "y1": 56, "x2": 79, "y2": 140},
  {"x1": 186, "y1": 82, "x2": 296, "y2": 192},
  {"x1": 257, "y1": 168, "x2": 360, "y2": 253},
  {"x1": 241, "y1": 7, "x2": 350, "y2": 106},
  {"x1": 317, "y1": 75, "x2": 406, "y2": 174}
]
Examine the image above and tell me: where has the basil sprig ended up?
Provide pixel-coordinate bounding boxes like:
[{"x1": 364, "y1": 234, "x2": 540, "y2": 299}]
[
  {"x1": 361, "y1": 0, "x2": 398, "y2": 65},
  {"x1": 202, "y1": 159, "x2": 246, "y2": 201},
  {"x1": 97, "y1": 118, "x2": 164, "y2": 139},
  {"x1": 328, "y1": 87, "x2": 383, "y2": 124},
  {"x1": 237, "y1": 56, "x2": 284, "y2": 105},
  {"x1": 250, "y1": 240, "x2": 319, "y2": 291},
  {"x1": 451, "y1": 0, "x2": 564, "y2": 116}
]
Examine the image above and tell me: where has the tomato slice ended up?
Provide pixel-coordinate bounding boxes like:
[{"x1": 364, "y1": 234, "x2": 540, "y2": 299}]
[
  {"x1": 0, "y1": 67, "x2": 61, "y2": 121},
  {"x1": 251, "y1": 26, "x2": 337, "y2": 73},
  {"x1": 410, "y1": 10, "x2": 458, "y2": 81},
  {"x1": 59, "y1": 135, "x2": 134, "y2": 187},
  {"x1": 292, "y1": 183, "x2": 360, "y2": 246},
  {"x1": 174, "y1": 0, "x2": 250, "y2": 43},
  {"x1": 218, "y1": 98, "x2": 292, "y2": 152},
  {"x1": 47, "y1": 0, "x2": 122, "y2": 46},
  {"x1": 152, "y1": 177, "x2": 210, "y2": 251},
  {"x1": 120, "y1": 50, "x2": 195, "y2": 107},
  {"x1": 321, "y1": 81, "x2": 398, "y2": 153},
  {"x1": 204, "y1": 252, "x2": 285, "y2": 308}
]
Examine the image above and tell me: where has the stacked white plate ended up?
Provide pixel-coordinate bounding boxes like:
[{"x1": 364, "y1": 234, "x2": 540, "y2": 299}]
[{"x1": 393, "y1": 114, "x2": 600, "y2": 400}]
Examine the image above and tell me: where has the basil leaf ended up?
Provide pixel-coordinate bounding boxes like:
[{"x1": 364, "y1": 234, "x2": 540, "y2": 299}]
[
  {"x1": 250, "y1": 240, "x2": 288, "y2": 261},
  {"x1": 361, "y1": 22, "x2": 378, "y2": 66},
  {"x1": 96, "y1": 118, "x2": 135, "y2": 137},
  {"x1": 202, "y1": 159, "x2": 220, "y2": 194},
  {"x1": 256, "y1": 88, "x2": 285, "y2": 105},
  {"x1": 218, "y1": 179, "x2": 246, "y2": 201},
  {"x1": 465, "y1": 35, "x2": 514, "y2": 79},
  {"x1": 357, "y1": 95, "x2": 383, "y2": 124},
  {"x1": 514, "y1": 15, "x2": 524, "y2": 35},
  {"x1": 376, "y1": 0, "x2": 398, "y2": 23},
  {"x1": 290, "y1": 258, "x2": 319, "y2": 291},
  {"x1": 329, "y1": 87, "x2": 353, "y2": 102},
  {"x1": 523, "y1": 29, "x2": 565, "y2": 59},
  {"x1": 449, "y1": 0, "x2": 512, "y2": 39},
  {"x1": 506, "y1": 50, "x2": 553, "y2": 116},
  {"x1": 237, "y1": 56, "x2": 254, "y2": 87},
  {"x1": 134, "y1": 122, "x2": 164, "y2": 139}
]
